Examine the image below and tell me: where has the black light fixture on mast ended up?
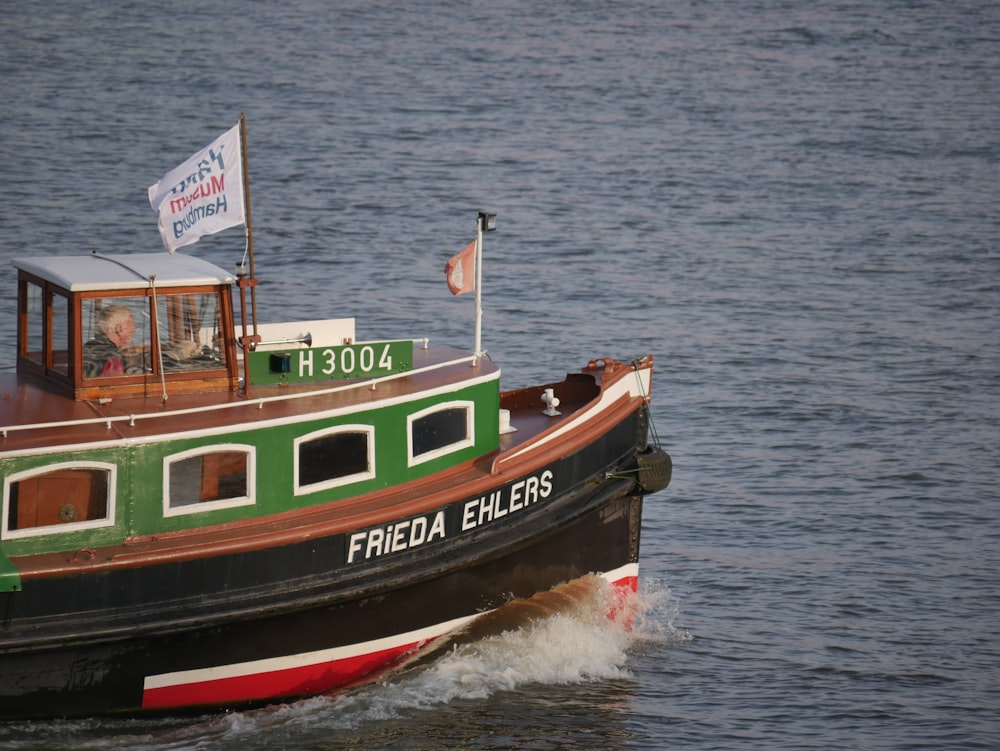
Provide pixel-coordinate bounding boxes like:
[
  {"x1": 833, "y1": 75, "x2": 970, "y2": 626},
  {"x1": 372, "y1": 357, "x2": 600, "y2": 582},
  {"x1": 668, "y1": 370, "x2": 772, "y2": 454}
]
[{"x1": 478, "y1": 211, "x2": 497, "y2": 233}]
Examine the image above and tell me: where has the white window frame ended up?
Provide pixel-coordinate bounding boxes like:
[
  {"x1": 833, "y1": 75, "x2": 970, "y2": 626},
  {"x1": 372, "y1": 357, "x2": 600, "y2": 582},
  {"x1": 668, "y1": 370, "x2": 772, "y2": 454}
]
[
  {"x1": 162, "y1": 444, "x2": 256, "y2": 517},
  {"x1": 2, "y1": 461, "x2": 117, "y2": 540},
  {"x1": 407, "y1": 400, "x2": 475, "y2": 467},
  {"x1": 293, "y1": 424, "x2": 375, "y2": 496}
]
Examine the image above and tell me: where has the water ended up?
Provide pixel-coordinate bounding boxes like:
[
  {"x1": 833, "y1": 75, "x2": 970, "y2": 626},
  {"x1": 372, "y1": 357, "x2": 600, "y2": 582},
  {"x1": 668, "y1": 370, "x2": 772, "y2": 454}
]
[{"x1": 1, "y1": 0, "x2": 999, "y2": 748}]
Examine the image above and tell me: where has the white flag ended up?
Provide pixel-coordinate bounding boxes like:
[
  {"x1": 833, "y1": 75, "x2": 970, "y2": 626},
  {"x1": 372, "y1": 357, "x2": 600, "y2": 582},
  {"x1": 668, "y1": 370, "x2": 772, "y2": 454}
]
[{"x1": 148, "y1": 124, "x2": 245, "y2": 252}]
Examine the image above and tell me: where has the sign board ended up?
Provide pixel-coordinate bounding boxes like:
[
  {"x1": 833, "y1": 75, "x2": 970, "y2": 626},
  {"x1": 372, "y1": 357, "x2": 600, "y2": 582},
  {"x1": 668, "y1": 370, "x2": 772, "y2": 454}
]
[{"x1": 248, "y1": 340, "x2": 413, "y2": 385}]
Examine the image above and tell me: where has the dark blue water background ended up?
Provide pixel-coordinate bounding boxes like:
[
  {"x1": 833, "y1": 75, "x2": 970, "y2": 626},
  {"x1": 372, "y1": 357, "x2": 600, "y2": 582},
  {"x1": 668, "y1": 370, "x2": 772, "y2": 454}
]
[{"x1": 1, "y1": 1, "x2": 998, "y2": 748}]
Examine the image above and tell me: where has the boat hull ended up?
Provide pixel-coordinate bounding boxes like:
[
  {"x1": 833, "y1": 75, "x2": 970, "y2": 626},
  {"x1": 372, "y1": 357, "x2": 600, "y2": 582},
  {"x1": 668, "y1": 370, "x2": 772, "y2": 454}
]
[{"x1": 0, "y1": 408, "x2": 654, "y2": 719}]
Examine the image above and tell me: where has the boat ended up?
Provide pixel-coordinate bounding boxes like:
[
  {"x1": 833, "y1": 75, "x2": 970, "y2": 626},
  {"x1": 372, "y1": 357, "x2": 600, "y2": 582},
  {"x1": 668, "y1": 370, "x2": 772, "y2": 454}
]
[{"x1": 0, "y1": 121, "x2": 671, "y2": 719}]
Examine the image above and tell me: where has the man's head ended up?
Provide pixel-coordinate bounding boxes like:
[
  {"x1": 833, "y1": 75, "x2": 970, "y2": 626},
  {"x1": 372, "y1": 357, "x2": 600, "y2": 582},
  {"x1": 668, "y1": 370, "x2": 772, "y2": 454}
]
[{"x1": 99, "y1": 305, "x2": 136, "y2": 348}]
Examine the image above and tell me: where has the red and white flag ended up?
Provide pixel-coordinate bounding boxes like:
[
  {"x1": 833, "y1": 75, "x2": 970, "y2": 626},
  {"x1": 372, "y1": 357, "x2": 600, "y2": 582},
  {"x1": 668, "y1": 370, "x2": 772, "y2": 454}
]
[{"x1": 445, "y1": 240, "x2": 476, "y2": 295}]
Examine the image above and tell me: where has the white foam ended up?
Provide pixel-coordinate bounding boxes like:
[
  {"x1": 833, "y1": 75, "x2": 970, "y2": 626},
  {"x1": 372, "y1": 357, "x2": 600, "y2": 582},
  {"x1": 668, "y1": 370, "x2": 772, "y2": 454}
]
[{"x1": 281, "y1": 576, "x2": 690, "y2": 730}]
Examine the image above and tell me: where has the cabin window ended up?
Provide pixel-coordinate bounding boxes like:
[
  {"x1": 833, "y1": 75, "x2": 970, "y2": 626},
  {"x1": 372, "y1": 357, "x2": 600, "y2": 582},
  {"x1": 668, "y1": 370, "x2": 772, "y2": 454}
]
[
  {"x1": 408, "y1": 401, "x2": 475, "y2": 466},
  {"x1": 156, "y1": 292, "x2": 226, "y2": 371},
  {"x1": 81, "y1": 297, "x2": 151, "y2": 378},
  {"x1": 51, "y1": 290, "x2": 70, "y2": 376},
  {"x1": 20, "y1": 281, "x2": 70, "y2": 376},
  {"x1": 164, "y1": 445, "x2": 255, "y2": 516},
  {"x1": 294, "y1": 426, "x2": 375, "y2": 495},
  {"x1": 23, "y1": 281, "x2": 43, "y2": 366},
  {"x1": 2, "y1": 463, "x2": 116, "y2": 539}
]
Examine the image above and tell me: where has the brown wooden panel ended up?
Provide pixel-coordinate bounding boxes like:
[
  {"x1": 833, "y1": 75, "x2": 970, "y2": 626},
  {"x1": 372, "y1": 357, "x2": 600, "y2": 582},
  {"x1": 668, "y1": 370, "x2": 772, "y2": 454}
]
[{"x1": 12, "y1": 470, "x2": 105, "y2": 530}]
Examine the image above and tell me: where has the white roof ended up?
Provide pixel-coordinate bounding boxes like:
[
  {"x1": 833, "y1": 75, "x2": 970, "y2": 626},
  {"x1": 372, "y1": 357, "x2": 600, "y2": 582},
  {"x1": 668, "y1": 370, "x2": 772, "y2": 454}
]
[{"x1": 12, "y1": 253, "x2": 236, "y2": 292}]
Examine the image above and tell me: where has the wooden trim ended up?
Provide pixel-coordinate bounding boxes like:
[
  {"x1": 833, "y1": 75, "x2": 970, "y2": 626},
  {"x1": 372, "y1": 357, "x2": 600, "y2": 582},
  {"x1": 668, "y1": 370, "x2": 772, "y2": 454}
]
[{"x1": 493, "y1": 393, "x2": 639, "y2": 476}]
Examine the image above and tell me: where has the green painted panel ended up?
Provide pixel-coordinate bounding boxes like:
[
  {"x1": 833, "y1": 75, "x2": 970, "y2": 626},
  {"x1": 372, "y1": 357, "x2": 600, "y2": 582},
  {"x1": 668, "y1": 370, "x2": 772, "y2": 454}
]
[
  {"x1": 248, "y1": 340, "x2": 413, "y2": 385},
  {"x1": 0, "y1": 447, "x2": 130, "y2": 557},
  {"x1": 0, "y1": 549, "x2": 20, "y2": 592},
  {"x1": 0, "y1": 372, "x2": 501, "y2": 553}
]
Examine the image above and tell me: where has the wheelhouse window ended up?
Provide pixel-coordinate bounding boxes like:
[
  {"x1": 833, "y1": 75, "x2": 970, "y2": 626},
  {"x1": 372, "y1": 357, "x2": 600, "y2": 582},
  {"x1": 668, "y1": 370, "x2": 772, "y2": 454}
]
[
  {"x1": 156, "y1": 292, "x2": 226, "y2": 372},
  {"x1": 2, "y1": 463, "x2": 116, "y2": 539},
  {"x1": 24, "y1": 281, "x2": 42, "y2": 363},
  {"x1": 20, "y1": 280, "x2": 71, "y2": 377},
  {"x1": 81, "y1": 297, "x2": 151, "y2": 378},
  {"x1": 80, "y1": 291, "x2": 228, "y2": 380},
  {"x1": 294, "y1": 426, "x2": 375, "y2": 495},
  {"x1": 408, "y1": 401, "x2": 474, "y2": 466},
  {"x1": 164, "y1": 445, "x2": 255, "y2": 516},
  {"x1": 51, "y1": 290, "x2": 70, "y2": 376}
]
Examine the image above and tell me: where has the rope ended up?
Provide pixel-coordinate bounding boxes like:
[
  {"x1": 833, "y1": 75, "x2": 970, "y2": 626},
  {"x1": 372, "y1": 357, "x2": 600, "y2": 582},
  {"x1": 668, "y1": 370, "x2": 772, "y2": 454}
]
[
  {"x1": 149, "y1": 276, "x2": 168, "y2": 402},
  {"x1": 632, "y1": 359, "x2": 661, "y2": 448},
  {"x1": 605, "y1": 467, "x2": 642, "y2": 480}
]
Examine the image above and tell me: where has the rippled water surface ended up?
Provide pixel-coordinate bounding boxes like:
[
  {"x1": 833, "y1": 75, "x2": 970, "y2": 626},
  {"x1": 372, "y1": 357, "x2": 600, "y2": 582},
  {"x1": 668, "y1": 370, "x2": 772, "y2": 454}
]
[{"x1": 1, "y1": 1, "x2": 998, "y2": 748}]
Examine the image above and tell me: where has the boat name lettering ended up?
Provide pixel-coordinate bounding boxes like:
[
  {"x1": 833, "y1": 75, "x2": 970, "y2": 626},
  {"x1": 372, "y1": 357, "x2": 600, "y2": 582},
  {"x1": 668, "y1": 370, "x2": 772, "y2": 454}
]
[
  {"x1": 461, "y1": 470, "x2": 554, "y2": 532},
  {"x1": 346, "y1": 510, "x2": 447, "y2": 564},
  {"x1": 345, "y1": 470, "x2": 554, "y2": 564}
]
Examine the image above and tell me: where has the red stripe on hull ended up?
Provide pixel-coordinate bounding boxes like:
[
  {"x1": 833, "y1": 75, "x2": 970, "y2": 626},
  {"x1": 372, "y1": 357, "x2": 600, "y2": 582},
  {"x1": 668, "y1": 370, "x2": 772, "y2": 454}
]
[
  {"x1": 142, "y1": 640, "x2": 421, "y2": 710},
  {"x1": 613, "y1": 574, "x2": 639, "y2": 592}
]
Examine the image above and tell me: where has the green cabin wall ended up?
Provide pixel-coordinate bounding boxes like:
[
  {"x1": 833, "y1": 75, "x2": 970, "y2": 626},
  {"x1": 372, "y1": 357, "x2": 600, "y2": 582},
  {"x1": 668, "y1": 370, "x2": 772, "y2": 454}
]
[{"x1": 0, "y1": 378, "x2": 499, "y2": 558}]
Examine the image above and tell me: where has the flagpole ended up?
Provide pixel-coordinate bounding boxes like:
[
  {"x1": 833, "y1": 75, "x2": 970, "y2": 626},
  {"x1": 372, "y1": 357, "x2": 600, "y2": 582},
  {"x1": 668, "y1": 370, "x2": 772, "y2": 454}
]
[
  {"x1": 473, "y1": 217, "x2": 484, "y2": 364},
  {"x1": 239, "y1": 112, "x2": 258, "y2": 337},
  {"x1": 473, "y1": 212, "x2": 496, "y2": 366}
]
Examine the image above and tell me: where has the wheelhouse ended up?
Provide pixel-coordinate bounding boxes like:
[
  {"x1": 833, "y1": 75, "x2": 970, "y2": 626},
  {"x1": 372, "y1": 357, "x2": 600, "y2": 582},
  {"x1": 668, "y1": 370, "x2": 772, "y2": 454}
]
[{"x1": 15, "y1": 253, "x2": 240, "y2": 400}]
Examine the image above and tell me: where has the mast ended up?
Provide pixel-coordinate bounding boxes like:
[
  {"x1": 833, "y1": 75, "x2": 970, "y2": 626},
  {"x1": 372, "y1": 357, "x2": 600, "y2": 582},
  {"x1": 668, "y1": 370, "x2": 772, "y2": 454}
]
[
  {"x1": 239, "y1": 112, "x2": 259, "y2": 338},
  {"x1": 236, "y1": 113, "x2": 262, "y2": 394}
]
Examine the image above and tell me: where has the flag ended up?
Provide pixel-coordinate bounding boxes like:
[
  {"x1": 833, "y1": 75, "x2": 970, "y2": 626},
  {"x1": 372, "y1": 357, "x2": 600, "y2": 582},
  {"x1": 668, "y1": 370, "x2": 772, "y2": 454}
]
[
  {"x1": 148, "y1": 123, "x2": 245, "y2": 252},
  {"x1": 445, "y1": 241, "x2": 476, "y2": 295}
]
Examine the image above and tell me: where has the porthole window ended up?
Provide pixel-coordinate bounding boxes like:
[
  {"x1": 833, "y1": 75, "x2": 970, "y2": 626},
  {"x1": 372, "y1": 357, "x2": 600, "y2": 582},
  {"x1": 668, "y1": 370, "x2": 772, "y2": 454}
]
[
  {"x1": 2, "y1": 462, "x2": 116, "y2": 539},
  {"x1": 408, "y1": 401, "x2": 474, "y2": 466},
  {"x1": 294, "y1": 425, "x2": 374, "y2": 495},
  {"x1": 164, "y1": 445, "x2": 255, "y2": 516}
]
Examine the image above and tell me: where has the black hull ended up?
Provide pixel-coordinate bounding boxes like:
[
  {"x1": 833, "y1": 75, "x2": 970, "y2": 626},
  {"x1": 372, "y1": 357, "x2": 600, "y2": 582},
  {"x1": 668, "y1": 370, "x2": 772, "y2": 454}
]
[{"x1": 1, "y1": 410, "x2": 654, "y2": 719}]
